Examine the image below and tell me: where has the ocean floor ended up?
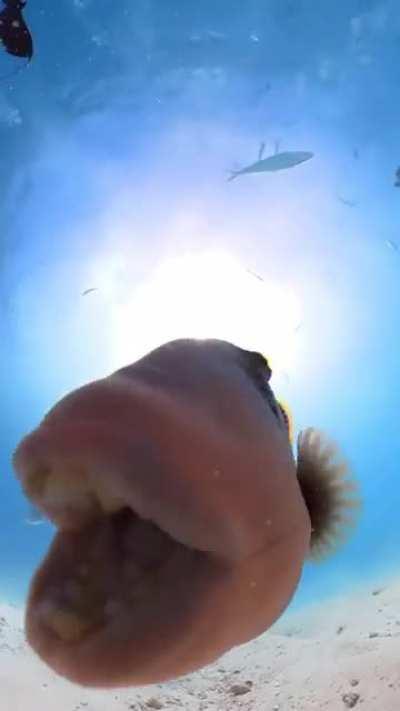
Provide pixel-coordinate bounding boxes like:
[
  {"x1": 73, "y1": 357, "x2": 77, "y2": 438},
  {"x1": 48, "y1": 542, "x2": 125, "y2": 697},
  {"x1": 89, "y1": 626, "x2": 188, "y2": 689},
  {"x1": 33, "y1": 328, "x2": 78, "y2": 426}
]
[{"x1": 1, "y1": 574, "x2": 399, "y2": 711}]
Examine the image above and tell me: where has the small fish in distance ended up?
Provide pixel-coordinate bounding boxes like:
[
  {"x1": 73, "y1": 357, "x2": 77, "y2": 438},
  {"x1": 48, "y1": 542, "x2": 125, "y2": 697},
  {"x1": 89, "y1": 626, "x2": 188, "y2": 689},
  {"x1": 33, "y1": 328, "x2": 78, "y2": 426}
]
[
  {"x1": 337, "y1": 195, "x2": 358, "y2": 208},
  {"x1": 81, "y1": 288, "x2": 98, "y2": 296},
  {"x1": 0, "y1": 0, "x2": 33, "y2": 60},
  {"x1": 394, "y1": 167, "x2": 400, "y2": 187},
  {"x1": 246, "y1": 268, "x2": 265, "y2": 282},
  {"x1": 385, "y1": 239, "x2": 399, "y2": 252},
  {"x1": 228, "y1": 142, "x2": 313, "y2": 181}
]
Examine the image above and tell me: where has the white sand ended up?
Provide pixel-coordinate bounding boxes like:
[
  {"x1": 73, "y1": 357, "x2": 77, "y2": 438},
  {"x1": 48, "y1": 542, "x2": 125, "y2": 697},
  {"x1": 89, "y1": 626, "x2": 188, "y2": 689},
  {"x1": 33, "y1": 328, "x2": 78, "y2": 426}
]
[{"x1": 1, "y1": 575, "x2": 399, "y2": 711}]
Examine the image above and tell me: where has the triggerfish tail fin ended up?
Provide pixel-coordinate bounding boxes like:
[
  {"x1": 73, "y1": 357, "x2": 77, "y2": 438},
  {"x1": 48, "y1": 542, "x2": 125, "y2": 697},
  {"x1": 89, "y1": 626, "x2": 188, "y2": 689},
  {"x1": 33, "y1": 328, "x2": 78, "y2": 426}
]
[{"x1": 296, "y1": 428, "x2": 361, "y2": 562}]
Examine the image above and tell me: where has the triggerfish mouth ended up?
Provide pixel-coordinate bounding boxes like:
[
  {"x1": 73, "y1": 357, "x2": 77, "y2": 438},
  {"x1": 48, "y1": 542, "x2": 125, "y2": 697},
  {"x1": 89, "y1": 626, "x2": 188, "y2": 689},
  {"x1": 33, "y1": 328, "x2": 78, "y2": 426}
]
[{"x1": 12, "y1": 338, "x2": 361, "y2": 688}]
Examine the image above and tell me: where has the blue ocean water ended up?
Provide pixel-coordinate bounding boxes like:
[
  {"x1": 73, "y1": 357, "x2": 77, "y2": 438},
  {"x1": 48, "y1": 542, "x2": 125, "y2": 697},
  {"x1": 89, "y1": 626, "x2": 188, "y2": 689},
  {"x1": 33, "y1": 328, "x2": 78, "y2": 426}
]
[{"x1": 0, "y1": 0, "x2": 399, "y2": 693}]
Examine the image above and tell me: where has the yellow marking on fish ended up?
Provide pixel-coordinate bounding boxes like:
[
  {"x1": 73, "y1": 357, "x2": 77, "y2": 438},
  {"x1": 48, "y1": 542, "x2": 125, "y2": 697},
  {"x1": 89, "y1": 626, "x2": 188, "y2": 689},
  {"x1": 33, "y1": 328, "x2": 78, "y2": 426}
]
[{"x1": 277, "y1": 399, "x2": 294, "y2": 443}]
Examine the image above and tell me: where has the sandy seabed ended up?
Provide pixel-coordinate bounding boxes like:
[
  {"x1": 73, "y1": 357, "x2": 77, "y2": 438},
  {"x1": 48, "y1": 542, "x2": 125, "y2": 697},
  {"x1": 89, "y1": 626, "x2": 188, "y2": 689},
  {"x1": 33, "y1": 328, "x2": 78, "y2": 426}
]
[{"x1": 1, "y1": 575, "x2": 399, "y2": 711}]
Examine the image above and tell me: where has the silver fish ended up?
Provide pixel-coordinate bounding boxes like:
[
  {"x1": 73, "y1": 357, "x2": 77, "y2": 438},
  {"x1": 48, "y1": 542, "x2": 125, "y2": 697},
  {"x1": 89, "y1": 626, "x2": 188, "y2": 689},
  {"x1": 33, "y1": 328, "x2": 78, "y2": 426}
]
[{"x1": 228, "y1": 150, "x2": 314, "y2": 181}]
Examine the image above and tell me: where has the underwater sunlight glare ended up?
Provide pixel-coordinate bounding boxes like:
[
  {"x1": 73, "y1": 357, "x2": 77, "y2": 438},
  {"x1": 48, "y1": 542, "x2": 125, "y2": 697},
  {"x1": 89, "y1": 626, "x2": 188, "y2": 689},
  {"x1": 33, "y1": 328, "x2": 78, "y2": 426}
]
[{"x1": 107, "y1": 250, "x2": 302, "y2": 376}]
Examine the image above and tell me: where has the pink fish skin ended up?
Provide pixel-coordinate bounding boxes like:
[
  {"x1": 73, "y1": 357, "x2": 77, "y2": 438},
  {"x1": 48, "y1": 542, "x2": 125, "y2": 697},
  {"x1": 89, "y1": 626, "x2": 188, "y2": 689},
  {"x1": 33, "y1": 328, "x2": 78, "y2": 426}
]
[{"x1": 12, "y1": 339, "x2": 311, "y2": 688}]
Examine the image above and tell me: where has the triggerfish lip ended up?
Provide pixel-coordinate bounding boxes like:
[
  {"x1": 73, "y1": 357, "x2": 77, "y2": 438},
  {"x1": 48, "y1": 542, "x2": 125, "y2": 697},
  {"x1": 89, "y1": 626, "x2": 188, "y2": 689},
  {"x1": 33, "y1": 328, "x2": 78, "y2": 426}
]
[
  {"x1": 13, "y1": 417, "x2": 294, "y2": 563},
  {"x1": 12, "y1": 346, "x2": 302, "y2": 565}
]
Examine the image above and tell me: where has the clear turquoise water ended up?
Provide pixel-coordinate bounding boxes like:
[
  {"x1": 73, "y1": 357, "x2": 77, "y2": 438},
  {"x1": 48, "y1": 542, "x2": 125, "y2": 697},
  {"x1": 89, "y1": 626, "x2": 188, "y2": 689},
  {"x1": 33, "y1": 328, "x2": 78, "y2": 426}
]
[{"x1": 0, "y1": 0, "x2": 399, "y2": 676}]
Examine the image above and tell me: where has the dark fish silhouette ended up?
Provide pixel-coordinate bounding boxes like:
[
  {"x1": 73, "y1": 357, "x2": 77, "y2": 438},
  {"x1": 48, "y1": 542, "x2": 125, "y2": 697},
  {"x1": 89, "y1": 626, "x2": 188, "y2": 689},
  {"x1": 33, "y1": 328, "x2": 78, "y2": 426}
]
[
  {"x1": 81, "y1": 287, "x2": 98, "y2": 296},
  {"x1": 0, "y1": 0, "x2": 33, "y2": 61},
  {"x1": 394, "y1": 167, "x2": 400, "y2": 187}
]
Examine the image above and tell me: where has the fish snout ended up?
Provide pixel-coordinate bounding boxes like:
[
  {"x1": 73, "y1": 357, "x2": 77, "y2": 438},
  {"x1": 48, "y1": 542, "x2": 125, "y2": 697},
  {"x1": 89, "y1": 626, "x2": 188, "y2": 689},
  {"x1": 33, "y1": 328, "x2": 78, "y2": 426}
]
[{"x1": 12, "y1": 422, "x2": 134, "y2": 530}]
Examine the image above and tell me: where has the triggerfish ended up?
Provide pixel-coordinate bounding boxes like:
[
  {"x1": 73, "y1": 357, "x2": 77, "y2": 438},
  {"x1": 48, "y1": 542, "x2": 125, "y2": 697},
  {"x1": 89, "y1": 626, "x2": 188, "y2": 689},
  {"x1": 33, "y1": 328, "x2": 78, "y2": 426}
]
[{"x1": 12, "y1": 338, "x2": 360, "y2": 688}]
